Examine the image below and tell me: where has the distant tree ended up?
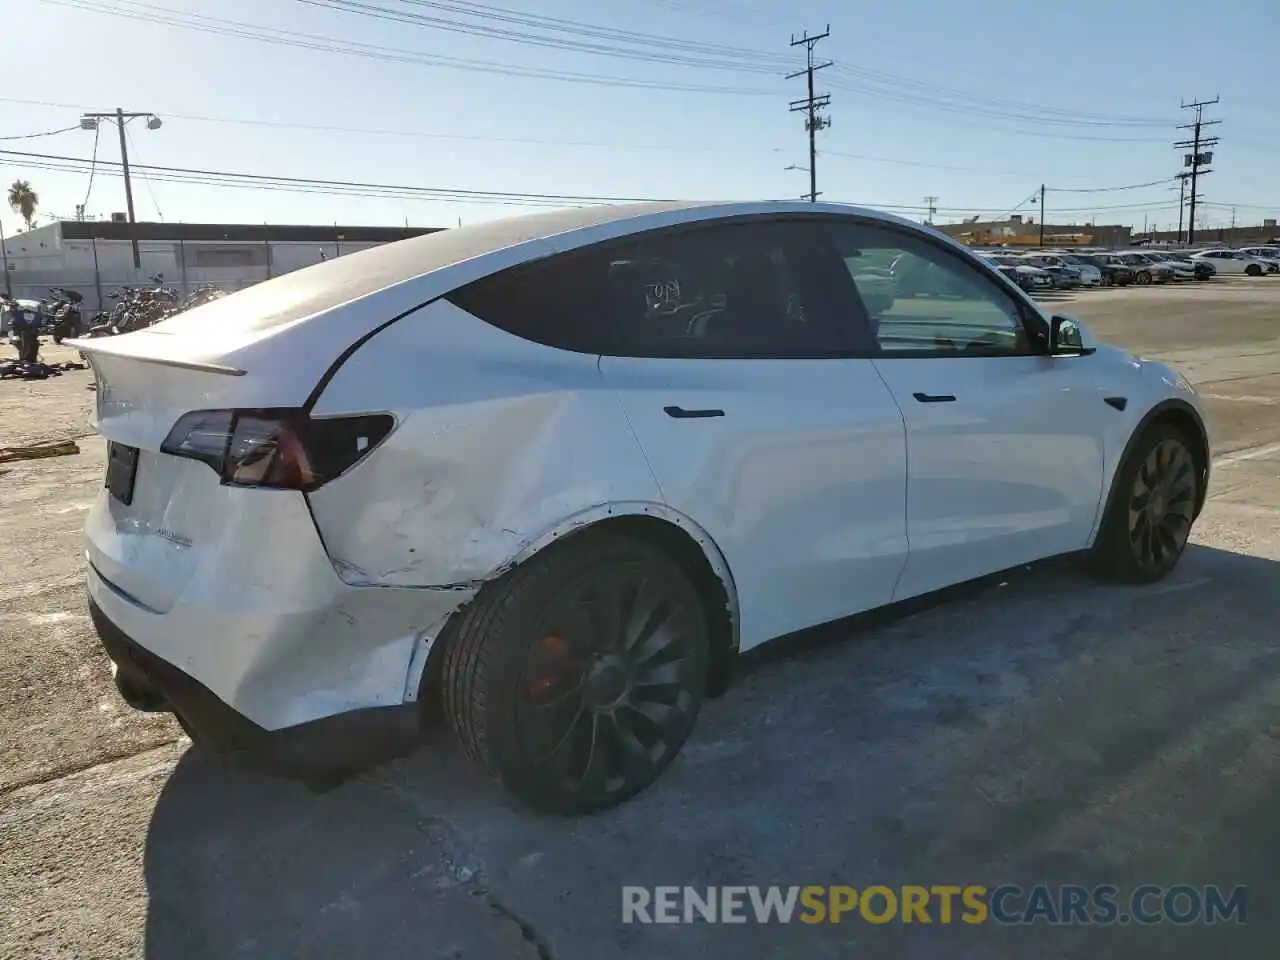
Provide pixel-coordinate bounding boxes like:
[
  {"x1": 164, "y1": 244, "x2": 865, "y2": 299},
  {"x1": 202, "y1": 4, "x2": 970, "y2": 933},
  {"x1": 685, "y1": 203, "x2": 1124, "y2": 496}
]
[{"x1": 7, "y1": 180, "x2": 39, "y2": 230}]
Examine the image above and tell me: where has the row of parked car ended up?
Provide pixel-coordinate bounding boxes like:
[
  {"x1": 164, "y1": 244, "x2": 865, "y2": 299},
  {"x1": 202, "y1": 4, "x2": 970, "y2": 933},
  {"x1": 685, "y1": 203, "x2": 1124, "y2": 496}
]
[{"x1": 974, "y1": 245, "x2": 1280, "y2": 292}]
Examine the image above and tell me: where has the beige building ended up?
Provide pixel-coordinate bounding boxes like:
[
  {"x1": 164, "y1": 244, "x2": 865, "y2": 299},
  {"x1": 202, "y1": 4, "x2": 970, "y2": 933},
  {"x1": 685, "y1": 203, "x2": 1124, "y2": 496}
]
[{"x1": 933, "y1": 215, "x2": 1132, "y2": 248}]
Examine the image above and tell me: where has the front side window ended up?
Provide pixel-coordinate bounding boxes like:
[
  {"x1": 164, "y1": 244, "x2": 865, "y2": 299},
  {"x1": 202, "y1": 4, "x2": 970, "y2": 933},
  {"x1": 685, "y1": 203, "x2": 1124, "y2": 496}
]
[
  {"x1": 829, "y1": 222, "x2": 1036, "y2": 356},
  {"x1": 448, "y1": 219, "x2": 848, "y2": 358}
]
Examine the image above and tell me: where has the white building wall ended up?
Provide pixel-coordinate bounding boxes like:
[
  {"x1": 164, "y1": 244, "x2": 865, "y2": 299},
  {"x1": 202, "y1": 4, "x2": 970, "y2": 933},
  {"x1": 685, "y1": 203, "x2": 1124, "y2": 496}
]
[{"x1": 3, "y1": 225, "x2": 396, "y2": 313}]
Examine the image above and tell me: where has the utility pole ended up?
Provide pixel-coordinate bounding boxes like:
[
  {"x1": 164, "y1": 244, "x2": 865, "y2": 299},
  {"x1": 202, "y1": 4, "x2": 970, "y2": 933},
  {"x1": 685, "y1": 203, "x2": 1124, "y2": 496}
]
[
  {"x1": 1038, "y1": 184, "x2": 1046, "y2": 247},
  {"x1": 788, "y1": 26, "x2": 831, "y2": 203},
  {"x1": 1175, "y1": 96, "x2": 1220, "y2": 246},
  {"x1": 923, "y1": 196, "x2": 938, "y2": 225},
  {"x1": 79, "y1": 108, "x2": 163, "y2": 271}
]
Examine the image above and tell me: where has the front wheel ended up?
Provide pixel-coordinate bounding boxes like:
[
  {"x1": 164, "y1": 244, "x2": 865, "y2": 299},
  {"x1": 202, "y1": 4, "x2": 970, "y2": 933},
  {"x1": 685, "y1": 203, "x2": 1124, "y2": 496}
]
[
  {"x1": 441, "y1": 532, "x2": 710, "y2": 813},
  {"x1": 1246, "y1": 263, "x2": 1263, "y2": 277},
  {"x1": 1136, "y1": 271, "x2": 1152, "y2": 286},
  {"x1": 1091, "y1": 425, "x2": 1199, "y2": 584}
]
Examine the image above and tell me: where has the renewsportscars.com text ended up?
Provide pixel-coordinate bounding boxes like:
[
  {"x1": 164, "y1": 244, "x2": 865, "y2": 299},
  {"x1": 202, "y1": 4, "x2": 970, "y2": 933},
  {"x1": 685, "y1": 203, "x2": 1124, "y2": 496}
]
[{"x1": 622, "y1": 885, "x2": 1248, "y2": 926}]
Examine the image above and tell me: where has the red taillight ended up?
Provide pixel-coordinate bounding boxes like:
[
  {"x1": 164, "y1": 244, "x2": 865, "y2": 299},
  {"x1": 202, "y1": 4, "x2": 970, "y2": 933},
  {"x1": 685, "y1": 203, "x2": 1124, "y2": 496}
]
[{"x1": 161, "y1": 408, "x2": 393, "y2": 490}]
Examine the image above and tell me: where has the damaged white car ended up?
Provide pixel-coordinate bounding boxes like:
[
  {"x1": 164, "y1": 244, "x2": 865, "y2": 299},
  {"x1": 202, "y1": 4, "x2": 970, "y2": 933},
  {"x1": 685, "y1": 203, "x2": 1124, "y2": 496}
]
[{"x1": 76, "y1": 201, "x2": 1210, "y2": 812}]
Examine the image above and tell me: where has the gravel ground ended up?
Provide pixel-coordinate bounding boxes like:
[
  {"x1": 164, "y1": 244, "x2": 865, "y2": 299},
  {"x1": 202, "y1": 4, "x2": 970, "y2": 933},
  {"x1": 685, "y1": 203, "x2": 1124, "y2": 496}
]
[{"x1": 1, "y1": 281, "x2": 1278, "y2": 959}]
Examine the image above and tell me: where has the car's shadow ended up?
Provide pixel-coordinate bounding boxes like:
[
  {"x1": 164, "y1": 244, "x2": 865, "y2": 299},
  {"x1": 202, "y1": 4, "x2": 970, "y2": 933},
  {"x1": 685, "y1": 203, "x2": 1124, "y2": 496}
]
[{"x1": 143, "y1": 545, "x2": 1280, "y2": 959}]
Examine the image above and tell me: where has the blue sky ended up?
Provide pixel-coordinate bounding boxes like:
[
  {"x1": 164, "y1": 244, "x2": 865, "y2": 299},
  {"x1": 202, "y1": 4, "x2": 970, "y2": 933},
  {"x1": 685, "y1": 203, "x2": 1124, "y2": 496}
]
[{"x1": 3, "y1": 0, "x2": 1277, "y2": 235}]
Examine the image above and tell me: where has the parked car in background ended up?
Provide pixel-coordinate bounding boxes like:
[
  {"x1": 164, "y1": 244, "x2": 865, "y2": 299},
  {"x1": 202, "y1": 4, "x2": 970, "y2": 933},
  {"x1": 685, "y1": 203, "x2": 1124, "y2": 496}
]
[
  {"x1": 975, "y1": 252, "x2": 1053, "y2": 292},
  {"x1": 1189, "y1": 249, "x2": 1275, "y2": 276},
  {"x1": 1138, "y1": 251, "x2": 1198, "y2": 281},
  {"x1": 1237, "y1": 246, "x2": 1280, "y2": 268},
  {"x1": 1108, "y1": 252, "x2": 1173, "y2": 285},
  {"x1": 1144, "y1": 251, "x2": 1214, "y2": 281},
  {"x1": 73, "y1": 200, "x2": 1211, "y2": 812},
  {"x1": 1071, "y1": 253, "x2": 1135, "y2": 286},
  {"x1": 1051, "y1": 253, "x2": 1103, "y2": 287},
  {"x1": 1019, "y1": 252, "x2": 1085, "y2": 288}
]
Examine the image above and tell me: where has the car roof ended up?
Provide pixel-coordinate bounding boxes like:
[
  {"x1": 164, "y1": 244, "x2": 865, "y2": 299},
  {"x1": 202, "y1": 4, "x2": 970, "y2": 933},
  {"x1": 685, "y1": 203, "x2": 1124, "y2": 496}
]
[{"x1": 151, "y1": 200, "x2": 934, "y2": 344}]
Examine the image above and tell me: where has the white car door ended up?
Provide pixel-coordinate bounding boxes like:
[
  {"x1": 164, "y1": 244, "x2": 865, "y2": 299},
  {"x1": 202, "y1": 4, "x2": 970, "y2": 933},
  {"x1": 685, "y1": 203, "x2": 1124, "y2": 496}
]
[
  {"x1": 826, "y1": 219, "x2": 1107, "y2": 601},
  {"x1": 593, "y1": 218, "x2": 910, "y2": 650},
  {"x1": 1205, "y1": 251, "x2": 1244, "y2": 274}
]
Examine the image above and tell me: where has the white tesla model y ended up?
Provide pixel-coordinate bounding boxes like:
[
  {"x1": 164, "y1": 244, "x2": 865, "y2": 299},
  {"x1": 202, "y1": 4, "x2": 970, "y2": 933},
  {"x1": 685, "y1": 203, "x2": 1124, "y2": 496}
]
[{"x1": 76, "y1": 201, "x2": 1209, "y2": 812}]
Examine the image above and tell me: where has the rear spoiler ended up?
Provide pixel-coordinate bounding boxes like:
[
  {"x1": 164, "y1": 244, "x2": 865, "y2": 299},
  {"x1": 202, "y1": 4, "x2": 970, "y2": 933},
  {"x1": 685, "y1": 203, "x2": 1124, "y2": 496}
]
[{"x1": 66, "y1": 338, "x2": 247, "y2": 377}]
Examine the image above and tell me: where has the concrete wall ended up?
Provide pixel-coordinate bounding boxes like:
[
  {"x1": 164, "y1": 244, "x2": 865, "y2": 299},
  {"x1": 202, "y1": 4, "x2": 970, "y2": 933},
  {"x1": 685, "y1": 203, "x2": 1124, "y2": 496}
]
[{"x1": 1141, "y1": 223, "x2": 1280, "y2": 247}]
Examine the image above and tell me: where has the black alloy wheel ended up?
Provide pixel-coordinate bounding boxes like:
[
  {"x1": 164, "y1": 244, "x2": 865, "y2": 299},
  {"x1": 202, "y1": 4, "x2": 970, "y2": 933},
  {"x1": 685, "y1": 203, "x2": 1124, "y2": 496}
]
[
  {"x1": 1126, "y1": 438, "x2": 1197, "y2": 575},
  {"x1": 1092, "y1": 425, "x2": 1201, "y2": 583},
  {"x1": 514, "y1": 568, "x2": 703, "y2": 806},
  {"x1": 442, "y1": 534, "x2": 709, "y2": 813}
]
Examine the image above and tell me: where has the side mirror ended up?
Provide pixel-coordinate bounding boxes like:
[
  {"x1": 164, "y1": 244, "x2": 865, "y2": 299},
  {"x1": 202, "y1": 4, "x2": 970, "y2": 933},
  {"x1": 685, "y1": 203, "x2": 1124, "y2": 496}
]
[{"x1": 1049, "y1": 314, "x2": 1096, "y2": 355}]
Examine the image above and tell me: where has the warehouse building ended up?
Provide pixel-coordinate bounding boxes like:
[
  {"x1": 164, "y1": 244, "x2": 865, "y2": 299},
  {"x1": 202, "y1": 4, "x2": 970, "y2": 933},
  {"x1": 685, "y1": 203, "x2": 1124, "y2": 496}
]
[
  {"x1": 933, "y1": 215, "x2": 1132, "y2": 249},
  {"x1": 1, "y1": 219, "x2": 443, "y2": 311}
]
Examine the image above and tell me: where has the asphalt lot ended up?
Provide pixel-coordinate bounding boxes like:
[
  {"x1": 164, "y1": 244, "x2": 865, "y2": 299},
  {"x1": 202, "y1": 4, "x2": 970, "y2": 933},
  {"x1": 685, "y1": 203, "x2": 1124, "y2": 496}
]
[{"x1": 2, "y1": 278, "x2": 1278, "y2": 959}]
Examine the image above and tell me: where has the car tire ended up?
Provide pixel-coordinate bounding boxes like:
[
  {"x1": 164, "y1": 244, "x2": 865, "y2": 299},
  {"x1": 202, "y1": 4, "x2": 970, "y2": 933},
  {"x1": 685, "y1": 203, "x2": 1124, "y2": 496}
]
[
  {"x1": 441, "y1": 531, "x2": 710, "y2": 813},
  {"x1": 1090, "y1": 424, "x2": 1200, "y2": 585},
  {"x1": 1136, "y1": 271, "x2": 1152, "y2": 286},
  {"x1": 1246, "y1": 264, "x2": 1262, "y2": 277}
]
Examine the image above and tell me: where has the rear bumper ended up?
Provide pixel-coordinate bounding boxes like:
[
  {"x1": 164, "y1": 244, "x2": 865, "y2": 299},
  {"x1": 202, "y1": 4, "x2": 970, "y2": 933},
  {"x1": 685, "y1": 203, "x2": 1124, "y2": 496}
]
[{"x1": 90, "y1": 595, "x2": 422, "y2": 781}]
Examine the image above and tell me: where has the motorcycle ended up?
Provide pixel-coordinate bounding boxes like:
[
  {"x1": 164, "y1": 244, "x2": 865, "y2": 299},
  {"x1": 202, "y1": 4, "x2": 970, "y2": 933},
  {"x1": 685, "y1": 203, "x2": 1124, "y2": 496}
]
[
  {"x1": 2, "y1": 293, "x2": 43, "y2": 362},
  {"x1": 82, "y1": 275, "x2": 188, "y2": 338},
  {"x1": 46, "y1": 287, "x2": 86, "y2": 344}
]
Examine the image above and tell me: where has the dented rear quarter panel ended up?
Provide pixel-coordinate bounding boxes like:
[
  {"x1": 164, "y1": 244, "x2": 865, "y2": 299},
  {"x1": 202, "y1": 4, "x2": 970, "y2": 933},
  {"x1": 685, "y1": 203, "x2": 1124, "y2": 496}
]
[{"x1": 306, "y1": 300, "x2": 666, "y2": 588}]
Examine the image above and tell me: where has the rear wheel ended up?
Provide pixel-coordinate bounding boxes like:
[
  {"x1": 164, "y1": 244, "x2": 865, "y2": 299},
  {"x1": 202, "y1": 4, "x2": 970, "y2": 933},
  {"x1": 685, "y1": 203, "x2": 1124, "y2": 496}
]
[
  {"x1": 1136, "y1": 270, "x2": 1152, "y2": 286},
  {"x1": 441, "y1": 533, "x2": 710, "y2": 813},
  {"x1": 1246, "y1": 263, "x2": 1263, "y2": 277},
  {"x1": 1091, "y1": 425, "x2": 1199, "y2": 584}
]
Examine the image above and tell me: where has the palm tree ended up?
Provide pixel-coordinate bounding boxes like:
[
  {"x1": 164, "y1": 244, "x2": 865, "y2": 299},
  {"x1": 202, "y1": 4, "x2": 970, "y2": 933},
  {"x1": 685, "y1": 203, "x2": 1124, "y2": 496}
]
[{"x1": 7, "y1": 180, "x2": 39, "y2": 230}]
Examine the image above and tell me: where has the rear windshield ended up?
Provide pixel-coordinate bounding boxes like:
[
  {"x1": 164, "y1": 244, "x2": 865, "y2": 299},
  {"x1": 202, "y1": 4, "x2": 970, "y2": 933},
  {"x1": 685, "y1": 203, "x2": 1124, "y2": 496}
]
[{"x1": 152, "y1": 204, "x2": 703, "y2": 340}]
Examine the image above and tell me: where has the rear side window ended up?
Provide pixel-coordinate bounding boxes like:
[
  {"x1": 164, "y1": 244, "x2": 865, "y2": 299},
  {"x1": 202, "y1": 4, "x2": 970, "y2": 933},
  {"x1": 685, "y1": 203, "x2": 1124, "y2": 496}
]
[{"x1": 448, "y1": 220, "x2": 852, "y2": 358}]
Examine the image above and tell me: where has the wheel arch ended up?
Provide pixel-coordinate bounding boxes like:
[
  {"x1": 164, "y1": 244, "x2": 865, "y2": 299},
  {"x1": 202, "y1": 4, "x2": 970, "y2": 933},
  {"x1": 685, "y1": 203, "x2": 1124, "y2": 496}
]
[
  {"x1": 1094, "y1": 398, "x2": 1210, "y2": 545},
  {"x1": 418, "y1": 502, "x2": 741, "y2": 717}
]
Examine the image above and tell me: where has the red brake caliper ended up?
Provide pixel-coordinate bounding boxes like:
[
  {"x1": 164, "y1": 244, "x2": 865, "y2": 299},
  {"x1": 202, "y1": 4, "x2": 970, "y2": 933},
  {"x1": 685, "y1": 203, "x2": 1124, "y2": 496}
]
[{"x1": 528, "y1": 635, "x2": 570, "y2": 700}]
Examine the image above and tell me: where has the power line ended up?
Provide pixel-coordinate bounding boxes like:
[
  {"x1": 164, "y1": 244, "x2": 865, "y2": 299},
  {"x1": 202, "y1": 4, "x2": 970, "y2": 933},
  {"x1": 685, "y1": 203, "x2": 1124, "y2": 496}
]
[
  {"x1": 301, "y1": 0, "x2": 782, "y2": 72},
  {"x1": 0, "y1": 147, "x2": 675, "y2": 205},
  {"x1": 41, "y1": 0, "x2": 780, "y2": 96},
  {"x1": 0, "y1": 124, "x2": 81, "y2": 141},
  {"x1": 1045, "y1": 178, "x2": 1174, "y2": 194},
  {"x1": 81, "y1": 122, "x2": 101, "y2": 212},
  {"x1": 124, "y1": 124, "x2": 165, "y2": 222},
  {"x1": 0, "y1": 147, "x2": 1202, "y2": 219},
  {"x1": 38, "y1": 0, "x2": 1182, "y2": 136}
]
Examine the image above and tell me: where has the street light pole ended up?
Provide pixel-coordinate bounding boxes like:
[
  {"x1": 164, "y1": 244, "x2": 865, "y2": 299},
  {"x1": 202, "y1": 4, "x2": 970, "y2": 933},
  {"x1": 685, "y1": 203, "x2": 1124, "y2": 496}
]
[
  {"x1": 0, "y1": 217, "x2": 11, "y2": 297},
  {"x1": 80, "y1": 109, "x2": 162, "y2": 271}
]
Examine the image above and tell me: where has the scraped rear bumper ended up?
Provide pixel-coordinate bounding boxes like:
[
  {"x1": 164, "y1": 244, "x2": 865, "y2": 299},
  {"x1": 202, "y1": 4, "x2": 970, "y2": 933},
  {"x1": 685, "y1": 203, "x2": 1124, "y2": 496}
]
[{"x1": 90, "y1": 595, "x2": 422, "y2": 783}]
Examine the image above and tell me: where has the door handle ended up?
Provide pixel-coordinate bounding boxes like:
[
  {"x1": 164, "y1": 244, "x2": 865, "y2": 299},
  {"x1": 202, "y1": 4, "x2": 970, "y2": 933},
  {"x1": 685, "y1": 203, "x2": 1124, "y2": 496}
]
[
  {"x1": 912, "y1": 392, "x2": 956, "y2": 403},
  {"x1": 664, "y1": 405, "x2": 725, "y2": 419}
]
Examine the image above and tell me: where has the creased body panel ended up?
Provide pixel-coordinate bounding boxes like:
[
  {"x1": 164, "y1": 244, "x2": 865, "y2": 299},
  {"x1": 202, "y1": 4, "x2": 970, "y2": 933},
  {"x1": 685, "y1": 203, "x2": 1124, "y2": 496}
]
[{"x1": 306, "y1": 300, "x2": 665, "y2": 588}]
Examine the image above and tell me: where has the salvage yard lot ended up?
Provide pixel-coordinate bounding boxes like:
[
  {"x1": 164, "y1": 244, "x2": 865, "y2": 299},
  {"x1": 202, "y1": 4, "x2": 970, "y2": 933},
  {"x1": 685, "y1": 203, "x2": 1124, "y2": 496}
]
[{"x1": 2, "y1": 280, "x2": 1278, "y2": 959}]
